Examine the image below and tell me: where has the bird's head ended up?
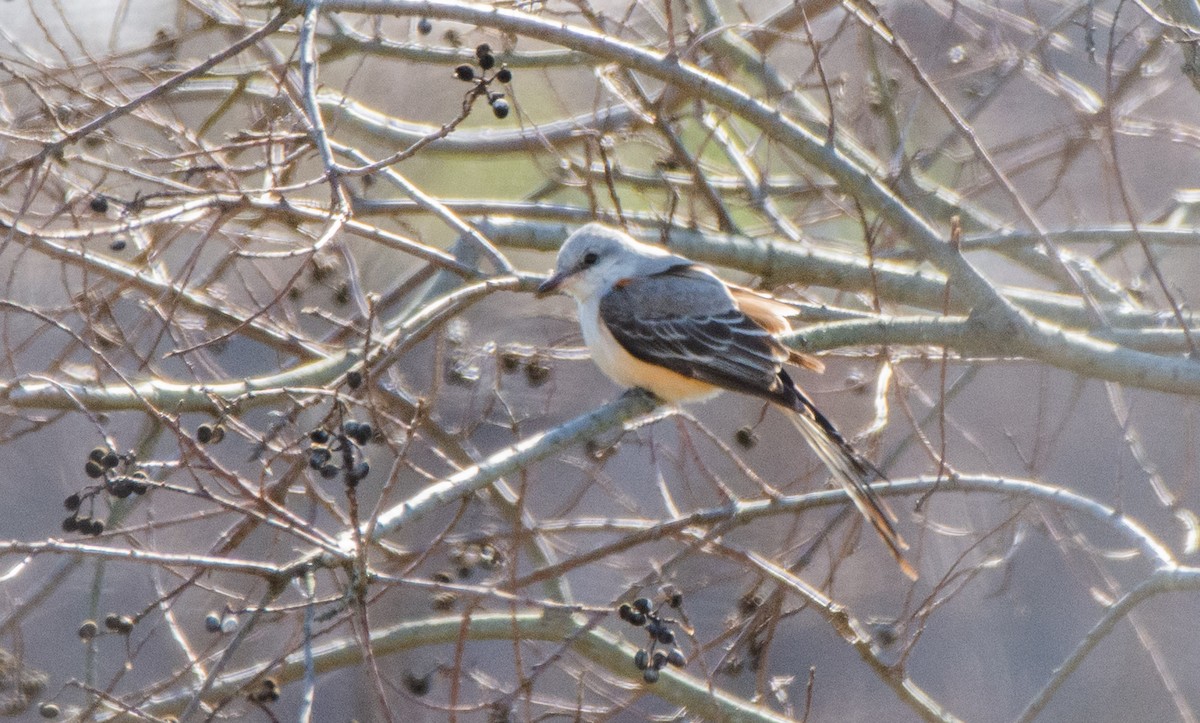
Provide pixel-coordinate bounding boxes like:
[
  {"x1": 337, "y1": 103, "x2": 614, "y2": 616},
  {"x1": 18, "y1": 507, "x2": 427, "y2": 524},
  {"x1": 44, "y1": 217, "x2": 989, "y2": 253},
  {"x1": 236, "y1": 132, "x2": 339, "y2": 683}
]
[{"x1": 536, "y1": 223, "x2": 677, "y2": 300}]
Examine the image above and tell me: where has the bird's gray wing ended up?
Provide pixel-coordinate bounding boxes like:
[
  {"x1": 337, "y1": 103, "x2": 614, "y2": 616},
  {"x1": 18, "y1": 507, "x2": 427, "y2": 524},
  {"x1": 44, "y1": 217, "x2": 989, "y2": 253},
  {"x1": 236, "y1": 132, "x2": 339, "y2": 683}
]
[
  {"x1": 598, "y1": 265, "x2": 790, "y2": 402},
  {"x1": 602, "y1": 266, "x2": 915, "y2": 578}
]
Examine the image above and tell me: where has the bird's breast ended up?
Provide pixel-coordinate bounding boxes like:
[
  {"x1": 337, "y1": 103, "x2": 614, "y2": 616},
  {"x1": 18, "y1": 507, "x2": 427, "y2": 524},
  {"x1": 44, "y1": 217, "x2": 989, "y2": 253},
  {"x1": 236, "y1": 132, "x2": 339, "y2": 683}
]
[{"x1": 576, "y1": 301, "x2": 719, "y2": 403}]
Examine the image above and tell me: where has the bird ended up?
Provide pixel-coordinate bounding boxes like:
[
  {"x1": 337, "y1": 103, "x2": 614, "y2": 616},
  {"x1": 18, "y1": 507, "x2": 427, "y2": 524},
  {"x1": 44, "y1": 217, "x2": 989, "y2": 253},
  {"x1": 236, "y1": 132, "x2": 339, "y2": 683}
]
[{"x1": 536, "y1": 223, "x2": 915, "y2": 580}]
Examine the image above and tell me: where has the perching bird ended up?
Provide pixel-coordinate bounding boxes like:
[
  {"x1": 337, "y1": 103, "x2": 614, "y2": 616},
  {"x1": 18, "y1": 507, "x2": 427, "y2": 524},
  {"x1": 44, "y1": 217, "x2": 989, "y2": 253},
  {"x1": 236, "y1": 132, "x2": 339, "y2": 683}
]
[{"x1": 536, "y1": 223, "x2": 915, "y2": 579}]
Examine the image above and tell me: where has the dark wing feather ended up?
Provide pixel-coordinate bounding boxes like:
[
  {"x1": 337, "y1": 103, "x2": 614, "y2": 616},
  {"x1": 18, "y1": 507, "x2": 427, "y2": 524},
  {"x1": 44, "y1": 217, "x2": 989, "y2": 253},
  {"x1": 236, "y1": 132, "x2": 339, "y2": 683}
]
[{"x1": 598, "y1": 266, "x2": 792, "y2": 404}]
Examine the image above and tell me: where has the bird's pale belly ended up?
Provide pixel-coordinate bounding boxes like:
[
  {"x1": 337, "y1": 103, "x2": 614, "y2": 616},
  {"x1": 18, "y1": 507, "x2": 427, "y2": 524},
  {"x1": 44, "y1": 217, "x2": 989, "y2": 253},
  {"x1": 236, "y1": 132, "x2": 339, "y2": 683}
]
[{"x1": 580, "y1": 307, "x2": 719, "y2": 403}]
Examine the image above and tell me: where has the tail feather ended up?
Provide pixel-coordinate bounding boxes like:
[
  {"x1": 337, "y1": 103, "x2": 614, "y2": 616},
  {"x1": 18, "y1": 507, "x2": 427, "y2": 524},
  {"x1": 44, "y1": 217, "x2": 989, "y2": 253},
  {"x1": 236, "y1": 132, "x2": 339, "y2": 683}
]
[{"x1": 780, "y1": 374, "x2": 917, "y2": 580}]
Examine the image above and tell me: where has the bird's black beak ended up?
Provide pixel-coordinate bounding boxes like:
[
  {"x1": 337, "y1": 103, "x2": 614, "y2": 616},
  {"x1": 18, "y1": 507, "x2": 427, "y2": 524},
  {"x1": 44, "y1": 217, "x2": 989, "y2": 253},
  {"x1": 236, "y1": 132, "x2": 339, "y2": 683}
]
[{"x1": 536, "y1": 271, "x2": 567, "y2": 297}]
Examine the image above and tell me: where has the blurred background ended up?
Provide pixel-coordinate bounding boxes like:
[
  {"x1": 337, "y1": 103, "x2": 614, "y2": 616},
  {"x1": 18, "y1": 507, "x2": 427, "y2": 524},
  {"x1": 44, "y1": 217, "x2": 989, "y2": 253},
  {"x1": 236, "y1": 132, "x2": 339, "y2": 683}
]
[{"x1": 1, "y1": 0, "x2": 1200, "y2": 720}]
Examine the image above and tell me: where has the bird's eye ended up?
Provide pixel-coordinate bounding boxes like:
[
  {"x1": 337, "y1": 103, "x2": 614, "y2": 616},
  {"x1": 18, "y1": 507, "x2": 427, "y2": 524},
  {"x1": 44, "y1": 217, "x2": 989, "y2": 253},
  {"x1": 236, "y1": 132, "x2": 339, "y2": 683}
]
[{"x1": 582, "y1": 252, "x2": 598, "y2": 266}]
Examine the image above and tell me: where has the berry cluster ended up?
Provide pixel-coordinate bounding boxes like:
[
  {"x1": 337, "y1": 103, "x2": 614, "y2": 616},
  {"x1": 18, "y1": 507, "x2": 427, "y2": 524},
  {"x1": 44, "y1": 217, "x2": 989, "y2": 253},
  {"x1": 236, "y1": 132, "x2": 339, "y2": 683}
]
[
  {"x1": 83, "y1": 446, "x2": 120, "y2": 479},
  {"x1": 453, "y1": 44, "x2": 513, "y2": 119},
  {"x1": 65, "y1": 447, "x2": 152, "y2": 536},
  {"x1": 204, "y1": 610, "x2": 239, "y2": 634},
  {"x1": 77, "y1": 613, "x2": 134, "y2": 640},
  {"x1": 498, "y1": 345, "x2": 552, "y2": 387},
  {"x1": 618, "y1": 594, "x2": 687, "y2": 683},
  {"x1": 428, "y1": 542, "x2": 503, "y2": 611},
  {"x1": 196, "y1": 422, "x2": 226, "y2": 445},
  {"x1": 307, "y1": 420, "x2": 372, "y2": 487},
  {"x1": 84, "y1": 194, "x2": 133, "y2": 251},
  {"x1": 452, "y1": 541, "x2": 502, "y2": 577},
  {"x1": 104, "y1": 613, "x2": 135, "y2": 635}
]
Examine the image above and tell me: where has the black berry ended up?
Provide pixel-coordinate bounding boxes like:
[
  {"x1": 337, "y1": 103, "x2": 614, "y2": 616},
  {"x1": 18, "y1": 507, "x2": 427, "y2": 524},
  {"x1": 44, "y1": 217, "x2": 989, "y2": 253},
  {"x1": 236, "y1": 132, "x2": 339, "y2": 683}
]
[
  {"x1": 349, "y1": 422, "x2": 372, "y2": 446},
  {"x1": 78, "y1": 620, "x2": 98, "y2": 640},
  {"x1": 309, "y1": 447, "x2": 332, "y2": 469}
]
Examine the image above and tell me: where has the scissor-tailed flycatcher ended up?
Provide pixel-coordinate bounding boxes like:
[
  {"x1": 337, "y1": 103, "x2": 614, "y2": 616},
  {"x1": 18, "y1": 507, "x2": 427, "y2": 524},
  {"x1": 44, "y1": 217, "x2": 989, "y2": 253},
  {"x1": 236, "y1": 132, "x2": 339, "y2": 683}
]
[{"x1": 537, "y1": 223, "x2": 915, "y2": 579}]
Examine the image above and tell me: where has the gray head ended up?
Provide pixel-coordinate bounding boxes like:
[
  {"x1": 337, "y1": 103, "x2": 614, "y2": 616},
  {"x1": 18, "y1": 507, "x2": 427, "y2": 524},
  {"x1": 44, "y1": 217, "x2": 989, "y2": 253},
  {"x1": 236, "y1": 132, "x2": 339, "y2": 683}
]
[{"x1": 536, "y1": 223, "x2": 682, "y2": 301}]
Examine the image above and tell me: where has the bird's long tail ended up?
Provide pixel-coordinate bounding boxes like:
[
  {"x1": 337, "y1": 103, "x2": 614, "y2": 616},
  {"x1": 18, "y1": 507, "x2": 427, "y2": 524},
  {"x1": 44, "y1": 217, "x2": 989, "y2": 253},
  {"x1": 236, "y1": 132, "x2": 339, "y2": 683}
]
[{"x1": 781, "y1": 375, "x2": 917, "y2": 580}]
